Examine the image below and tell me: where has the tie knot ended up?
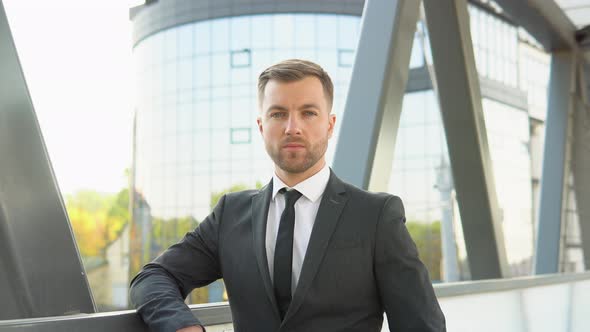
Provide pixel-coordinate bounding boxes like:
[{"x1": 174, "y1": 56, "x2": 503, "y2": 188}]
[{"x1": 280, "y1": 188, "x2": 302, "y2": 207}]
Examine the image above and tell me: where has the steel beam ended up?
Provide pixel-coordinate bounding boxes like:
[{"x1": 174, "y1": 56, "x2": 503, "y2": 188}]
[
  {"x1": 493, "y1": 0, "x2": 575, "y2": 51},
  {"x1": 534, "y1": 52, "x2": 577, "y2": 274},
  {"x1": 0, "y1": 1, "x2": 95, "y2": 318},
  {"x1": 333, "y1": 0, "x2": 420, "y2": 191},
  {"x1": 423, "y1": 0, "x2": 509, "y2": 279},
  {"x1": 572, "y1": 61, "x2": 590, "y2": 270},
  {"x1": 493, "y1": 0, "x2": 590, "y2": 64},
  {"x1": 580, "y1": 63, "x2": 590, "y2": 105}
]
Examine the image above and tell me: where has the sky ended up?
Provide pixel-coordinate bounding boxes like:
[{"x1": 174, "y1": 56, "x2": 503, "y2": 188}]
[{"x1": 3, "y1": 0, "x2": 144, "y2": 194}]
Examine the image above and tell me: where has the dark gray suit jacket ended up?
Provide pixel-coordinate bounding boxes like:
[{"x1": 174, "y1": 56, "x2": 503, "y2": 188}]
[{"x1": 130, "y1": 170, "x2": 445, "y2": 332}]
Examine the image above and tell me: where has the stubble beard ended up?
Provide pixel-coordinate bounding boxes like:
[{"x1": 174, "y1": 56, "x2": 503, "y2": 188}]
[{"x1": 268, "y1": 137, "x2": 328, "y2": 174}]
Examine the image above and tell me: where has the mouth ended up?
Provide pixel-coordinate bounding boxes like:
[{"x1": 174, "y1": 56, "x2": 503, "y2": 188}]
[
  {"x1": 283, "y1": 144, "x2": 304, "y2": 150},
  {"x1": 282, "y1": 143, "x2": 305, "y2": 150}
]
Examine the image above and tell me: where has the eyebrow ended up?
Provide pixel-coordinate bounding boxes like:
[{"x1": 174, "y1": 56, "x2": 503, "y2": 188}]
[
  {"x1": 299, "y1": 103, "x2": 321, "y2": 110},
  {"x1": 265, "y1": 103, "x2": 322, "y2": 113},
  {"x1": 266, "y1": 105, "x2": 289, "y2": 113}
]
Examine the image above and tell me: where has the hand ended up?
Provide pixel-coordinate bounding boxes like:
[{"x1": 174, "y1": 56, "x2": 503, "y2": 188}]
[{"x1": 176, "y1": 326, "x2": 204, "y2": 332}]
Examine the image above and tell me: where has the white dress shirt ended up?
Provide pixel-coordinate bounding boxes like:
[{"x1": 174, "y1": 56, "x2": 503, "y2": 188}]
[{"x1": 265, "y1": 164, "x2": 330, "y2": 295}]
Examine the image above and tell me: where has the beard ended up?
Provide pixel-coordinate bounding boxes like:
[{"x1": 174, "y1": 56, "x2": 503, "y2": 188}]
[{"x1": 266, "y1": 136, "x2": 328, "y2": 174}]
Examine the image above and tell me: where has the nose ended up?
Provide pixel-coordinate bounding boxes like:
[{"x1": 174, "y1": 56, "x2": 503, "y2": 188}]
[{"x1": 284, "y1": 114, "x2": 302, "y2": 135}]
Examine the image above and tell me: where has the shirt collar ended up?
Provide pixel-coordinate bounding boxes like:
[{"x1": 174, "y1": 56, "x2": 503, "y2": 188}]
[{"x1": 272, "y1": 163, "x2": 330, "y2": 203}]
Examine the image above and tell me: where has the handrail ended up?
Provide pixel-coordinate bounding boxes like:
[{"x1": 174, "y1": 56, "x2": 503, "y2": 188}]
[
  {"x1": 434, "y1": 271, "x2": 590, "y2": 298},
  {"x1": 0, "y1": 303, "x2": 232, "y2": 331},
  {"x1": 1, "y1": 272, "x2": 589, "y2": 331}
]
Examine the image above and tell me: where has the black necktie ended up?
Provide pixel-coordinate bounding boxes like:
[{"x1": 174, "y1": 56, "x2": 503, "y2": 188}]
[{"x1": 273, "y1": 188, "x2": 303, "y2": 320}]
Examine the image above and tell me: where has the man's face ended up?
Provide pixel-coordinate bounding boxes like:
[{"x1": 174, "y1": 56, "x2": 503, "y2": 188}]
[{"x1": 257, "y1": 76, "x2": 336, "y2": 175}]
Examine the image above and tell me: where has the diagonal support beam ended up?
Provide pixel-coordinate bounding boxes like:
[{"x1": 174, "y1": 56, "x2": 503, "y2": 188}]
[
  {"x1": 333, "y1": 0, "x2": 420, "y2": 191},
  {"x1": 572, "y1": 61, "x2": 590, "y2": 270},
  {"x1": 534, "y1": 52, "x2": 577, "y2": 274},
  {"x1": 423, "y1": 0, "x2": 509, "y2": 279},
  {"x1": 0, "y1": 0, "x2": 95, "y2": 318},
  {"x1": 493, "y1": 0, "x2": 576, "y2": 52},
  {"x1": 493, "y1": 0, "x2": 590, "y2": 66}
]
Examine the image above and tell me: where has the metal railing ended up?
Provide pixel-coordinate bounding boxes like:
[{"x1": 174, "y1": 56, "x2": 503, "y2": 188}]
[{"x1": 2, "y1": 272, "x2": 589, "y2": 332}]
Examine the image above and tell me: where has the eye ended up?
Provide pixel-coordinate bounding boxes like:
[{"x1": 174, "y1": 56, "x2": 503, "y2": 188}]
[
  {"x1": 303, "y1": 110, "x2": 317, "y2": 117},
  {"x1": 270, "y1": 112, "x2": 286, "y2": 119}
]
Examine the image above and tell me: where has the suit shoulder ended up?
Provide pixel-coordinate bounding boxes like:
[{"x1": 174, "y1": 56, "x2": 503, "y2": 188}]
[
  {"x1": 341, "y1": 181, "x2": 402, "y2": 203},
  {"x1": 339, "y1": 180, "x2": 405, "y2": 217}
]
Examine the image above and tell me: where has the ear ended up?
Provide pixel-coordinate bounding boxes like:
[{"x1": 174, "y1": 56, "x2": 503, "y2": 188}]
[
  {"x1": 257, "y1": 117, "x2": 263, "y2": 135},
  {"x1": 327, "y1": 114, "x2": 336, "y2": 138}
]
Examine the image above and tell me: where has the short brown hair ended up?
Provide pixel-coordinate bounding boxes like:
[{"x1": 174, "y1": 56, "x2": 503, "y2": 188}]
[{"x1": 258, "y1": 59, "x2": 334, "y2": 109}]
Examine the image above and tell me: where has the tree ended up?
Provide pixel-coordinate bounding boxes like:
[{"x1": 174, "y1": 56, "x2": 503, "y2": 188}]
[
  {"x1": 150, "y1": 216, "x2": 199, "y2": 254},
  {"x1": 406, "y1": 221, "x2": 442, "y2": 281},
  {"x1": 66, "y1": 189, "x2": 130, "y2": 259}
]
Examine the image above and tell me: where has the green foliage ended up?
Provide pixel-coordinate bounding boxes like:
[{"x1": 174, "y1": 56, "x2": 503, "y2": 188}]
[
  {"x1": 108, "y1": 189, "x2": 129, "y2": 221},
  {"x1": 210, "y1": 181, "x2": 264, "y2": 209},
  {"x1": 66, "y1": 189, "x2": 130, "y2": 258},
  {"x1": 406, "y1": 221, "x2": 442, "y2": 281},
  {"x1": 151, "y1": 216, "x2": 199, "y2": 251},
  {"x1": 66, "y1": 190, "x2": 112, "y2": 213}
]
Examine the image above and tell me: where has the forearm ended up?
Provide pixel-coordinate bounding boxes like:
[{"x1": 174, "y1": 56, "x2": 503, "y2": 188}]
[{"x1": 130, "y1": 264, "x2": 203, "y2": 332}]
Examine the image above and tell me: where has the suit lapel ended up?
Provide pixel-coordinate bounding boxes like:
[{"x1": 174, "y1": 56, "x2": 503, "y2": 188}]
[
  {"x1": 251, "y1": 181, "x2": 281, "y2": 318},
  {"x1": 283, "y1": 170, "x2": 348, "y2": 323}
]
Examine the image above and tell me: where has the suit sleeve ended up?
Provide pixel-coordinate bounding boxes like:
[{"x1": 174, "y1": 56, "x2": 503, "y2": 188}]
[
  {"x1": 374, "y1": 196, "x2": 446, "y2": 331},
  {"x1": 129, "y1": 195, "x2": 226, "y2": 332}
]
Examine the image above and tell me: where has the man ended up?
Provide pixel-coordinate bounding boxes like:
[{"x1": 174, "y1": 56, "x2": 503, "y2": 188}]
[{"x1": 130, "y1": 59, "x2": 446, "y2": 332}]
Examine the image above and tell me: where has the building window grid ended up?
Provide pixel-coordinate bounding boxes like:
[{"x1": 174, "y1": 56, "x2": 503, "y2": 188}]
[
  {"x1": 520, "y1": 53, "x2": 549, "y2": 112},
  {"x1": 230, "y1": 49, "x2": 252, "y2": 68},
  {"x1": 337, "y1": 49, "x2": 355, "y2": 67}
]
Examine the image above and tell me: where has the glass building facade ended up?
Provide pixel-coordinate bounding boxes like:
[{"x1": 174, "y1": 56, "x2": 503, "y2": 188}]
[{"x1": 130, "y1": 0, "x2": 569, "y2": 304}]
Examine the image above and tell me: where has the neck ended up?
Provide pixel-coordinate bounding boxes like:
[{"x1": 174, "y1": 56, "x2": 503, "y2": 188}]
[{"x1": 275, "y1": 159, "x2": 326, "y2": 187}]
